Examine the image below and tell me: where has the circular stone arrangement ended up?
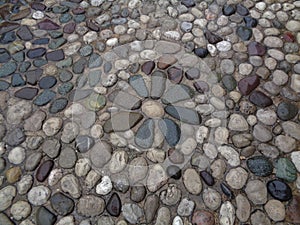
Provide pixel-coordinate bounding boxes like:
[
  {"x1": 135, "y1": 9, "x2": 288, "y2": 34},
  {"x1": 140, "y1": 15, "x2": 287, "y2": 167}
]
[{"x1": 0, "y1": 0, "x2": 300, "y2": 225}]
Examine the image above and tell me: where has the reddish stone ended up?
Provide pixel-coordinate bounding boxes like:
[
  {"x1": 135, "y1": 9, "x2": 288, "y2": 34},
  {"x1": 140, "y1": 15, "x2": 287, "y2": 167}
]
[
  {"x1": 249, "y1": 91, "x2": 273, "y2": 107},
  {"x1": 248, "y1": 42, "x2": 266, "y2": 56},
  {"x1": 63, "y1": 22, "x2": 76, "y2": 34},
  {"x1": 141, "y1": 61, "x2": 155, "y2": 75},
  {"x1": 157, "y1": 55, "x2": 177, "y2": 69},
  {"x1": 0, "y1": 5, "x2": 10, "y2": 20},
  {"x1": 36, "y1": 160, "x2": 54, "y2": 182},
  {"x1": 72, "y1": 7, "x2": 85, "y2": 14},
  {"x1": 238, "y1": 75, "x2": 260, "y2": 95},
  {"x1": 286, "y1": 195, "x2": 300, "y2": 223},
  {"x1": 38, "y1": 19, "x2": 60, "y2": 30},
  {"x1": 192, "y1": 210, "x2": 215, "y2": 225},
  {"x1": 167, "y1": 67, "x2": 183, "y2": 84},
  {"x1": 282, "y1": 32, "x2": 295, "y2": 42},
  {"x1": 193, "y1": 81, "x2": 209, "y2": 93},
  {"x1": 31, "y1": 2, "x2": 46, "y2": 11}
]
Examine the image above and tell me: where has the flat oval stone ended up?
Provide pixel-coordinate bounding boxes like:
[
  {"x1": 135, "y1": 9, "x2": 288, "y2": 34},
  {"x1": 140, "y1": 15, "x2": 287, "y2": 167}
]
[
  {"x1": 142, "y1": 61, "x2": 155, "y2": 75},
  {"x1": 39, "y1": 76, "x2": 57, "y2": 89},
  {"x1": 38, "y1": 19, "x2": 60, "y2": 30},
  {"x1": 142, "y1": 100, "x2": 164, "y2": 118},
  {"x1": 36, "y1": 206, "x2": 57, "y2": 225},
  {"x1": 222, "y1": 75, "x2": 237, "y2": 91},
  {"x1": 193, "y1": 81, "x2": 209, "y2": 93},
  {"x1": 0, "y1": 80, "x2": 9, "y2": 91},
  {"x1": 244, "y1": 16, "x2": 258, "y2": 28},
  {"x1": 238, "y1": 75, "x2": 260, "y2": 95},
  {"x1": 150, "y1": 70, "x2": 166, "y2": 99},
  {"x1": 181, "y1": 0, "x2": 195, "y2": 7},
  {"x1": 49, "y1": 98, "x2": 68, "y2": 114},
  {"x1": 200, "y1": 171, "x2": 215, "y2": 186},
  {"x1": 249, "y1": 91, "x2": 272, "y2": 107},
  {"x1": 223, "y1": 5, "x2": 236, "y2": 16},
  {"x1": 237, "y1": 26, "x2": 252, "y2": 41},
  {"x1": 220, "y1": 182, "x2": 234, "y2": 199},
  {"x1": 158, "y1": 118, "x2": 181, "y2": 147},
  {"x1": 135, "y1": 119, "x2": 155, "y2": 149},
  {"x1": 167, "y1": 67, "x2": 183, "y2": 84},
  {"x1": 36, "y1": 160, "x2": 54, "y2": 182},
  {"x1": 277, "y1": 102, "x2": 298, "y2": 121},
  {"x1": 108, "y1": 90, "x2": 142, "y2": 110},
  {"x1": 63, "y1": 22, "x2": 76, "y2": 34},
  {"x1": 27, "y1": 48, "x2": 46, "y2": 59},
  {"x1": 236, "y1": 4, "x2": 249, "y2": 16},
  {"x1": 157, "y1": 55, "x2": 177, "y2": 69},
  {"x1": 248, "y1": 42, "x2": 266, "y2": 56},
  {"x1": 276, "y1": 158, "x2": 297, "y2": 182},
  {"x1": 46, "y1": 49, "x2": 65, "y2": 61},
  {"x1": 129, "y1": 75, "x2": 148, "y2": 98},
  {"x1": 33, "y1": 90, "x2": 56, "y2": 106},
  {"x1": 185, "y1": 68, "x2": 200, "y2": 80},
  {"x1": 0, "y1": 62, "x2": 17, "y2": 77},
  {"x1": 267, "y1": 180, "x2": 292, "y2": 201},
  {"x1": 247, "y1": 155, "x2": 273, "y2": 177},
  {"x1": 162, "y1": 84, "x2": 194, "y2": 104},
  {"x1": 106, "y1": 193, "x2": 121, "y2": 217},
  {"x1": 165, "y1": 105, "x2": 201, "y2": 125},
  {"x1": 103, "y1": 112, "x2": 143, "y2": 133},
  {"x1": 0, "y1": 48, "x2": 11, "y2": 63},
  {"x1": 167, "y1": 165, "x2": 181, "y2": 180},
  {"x1": 50, "y1": 192, "x2": 74, "y2": 216}
]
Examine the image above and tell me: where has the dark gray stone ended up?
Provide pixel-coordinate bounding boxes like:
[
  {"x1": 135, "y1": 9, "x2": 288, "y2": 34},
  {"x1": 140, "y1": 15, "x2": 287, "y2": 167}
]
[
  {"x1": 135, "y1": 119, "x2": 155, "y2": 149},
  {"x1": 165, "y1": 105, "x2": 201, "y2": 125}
]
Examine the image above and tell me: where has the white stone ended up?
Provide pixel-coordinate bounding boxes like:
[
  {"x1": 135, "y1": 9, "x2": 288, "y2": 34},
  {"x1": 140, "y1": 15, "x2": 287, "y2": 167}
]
[
  {"x1": 164, "y1": 31, "x2": 181, "y2": 41},
  {"x1": 179, "y1": 138, "x2": 197, "y2": 155},
  {"x1": 8, "y1": 147, "x2": 25, "y2": 165},
  {"x1": 128, "y1": 20, "x2": 140, "y2": 29},
  {"x1": 286, "y1": 20, "x2": 300, "y2": 32},
  {"x1": 172, "y1": 216, "x2": 183, "y2": 225},
  {"x1": 147, "y1": 164, "x2": 168, "y2": 192},
  {"x1": 83, "y1": 31, "x2": 98, "y2": 44},
  {"x1": 106, "y1": 38, "x2": 118, "y2": 47},
  {"x1": 109, "y1": 151, "x2": 128, "y2": 174},
  {"x1": 0, "y1": 186, "x2": 16, "y2": 211},
  {"x1": 207, "y1": 44, "x2": 217, "y2": 56},
  {"x1": 239, "y1": 63, "x2": 253, "y2": 75},
  {"x1": 194, "y1": 18, "x2": 207, "y2": 28},
  {"x1": 64, "y1": 42, "x2": 81, "y2": 55},
  {"x1": 32, "y1": 11, "x2": 44, "y2": 19},
  {"x1": 128, "y1": 0, "x2": 141, "y2": 9},
  {"x1": 27, "y1": 186, "x2": 50, "y2": 206},
  {"x1": 228, "y1": 114, "x2": 249, "y2": 131},
  {"x1": 205, "y1": 118, "x2": 221, "y2": 127},
  {"x1": 216, "y1": 41, "x2": 231, "y2": 52},
  {"x1": 95, "y1": 14, "x2": 110, "y2": 25},
  {"x1": 140, "y1": 15, "x2": 150, "y2": 23},
  {"x1": 43, "y1": 117, "x2": 63, "y2": 136},
  {"x1": 225, "y1": 167, "x2": 248, "y2": 189},
  {"x1": 196, "y1": 126, "x2": 209, "y2": 144},
  {"x1": 214, "y1": 127, "x2": 229, "y2": 144},
  {"x1": 17, "y1": 175, "x2": 33, "y2": 195},
  {"x1": 90, "y1": 0, "x2": 104, "y2": 6},
  {"x1": 268, "y1": 49, "x2": 284, "y2": 61},
  {"x1": 218, "y1": 146, "x2": 240, "y2": 167},
  {"x1": 140, "y1": 50, "x2": 158, "y2": 60},
  {"x1": 114, "y1": 25, "x2": 126, "y2": 34},
  {"x1": 220, "y1": 201, "x2": 235, "y2": 225},
  {"x1": 256, "y1": 2, "x2": 266, "y2": 11},
  {"x1": 90, "y1": 124, "x2": 104, "y2": 138},
  {"x1": 96, "y1": 176, "x2": 112, "y2": 195},
  {"x1": 264, "y1": 200, "x2": 285, "y2": 222},
  {"x1": 291, "y1": 151, "x2": 300, "y2": 172},
  {"x1": 75, "y1": 158, "x2": 91, "y2": 177},
  {"x1": 130, "y1": 41, "x2": 143, "y2": 51},
  {"x1": 56, "y1": 216, "x2": 75, "y2": 225},
  {"x1": 115, "y1": 60, "x2": 130, "y2": 70},
  {"x1": 291, "y1": 74, "x2": 300, "y2": 92}
]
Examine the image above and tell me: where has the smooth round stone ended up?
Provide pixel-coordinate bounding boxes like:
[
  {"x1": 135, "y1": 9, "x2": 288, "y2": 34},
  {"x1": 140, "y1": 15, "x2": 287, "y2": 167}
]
[
  {"x1": 249, "y1": 91, "x2": 272, "y2": 107},
  {"x1": 142, "y1": 101, "x2": 164, "y2": 118},
  {"x1": 6, "y1": 167, "x2": 21, "y2": 183},
  {"x1": 237, "y1": 26, "x2": 252, "y2": 41},
  {"x1": 185, "y1": 68, "x2": 200, "y2": 80},
  {"x1": 286, "y1": 195, "x2": 300, "y2": 223},
  {"x1": 36, "y1": 160, "x2": 54, "y2": 182},
  {"x1": 6, "y1": 128, "x2": 26, "y2": 147},
  {"x1": 238, "y1": 75, "x2": 260, "y2": 96},
  {"x1": 265, "y1": 199, "x2": 285, "y2": 222},
  {"x1": 50, "y1": 192, "x2": 74, "y2": 216},
  {"x1": 167, "y1": 165, "x2": 181, "y2": 180},
  {"x1": 46, "y1": 49, "x2": 64, "y2": 61},
  {"x1": 194, "y1": 47, "x2": 209, "y2": 58},
  {"x1": 10, "y1": 200, "x2": 31, "y2": 221},
  {"x1": 106, "y1": 193, "x2": 121, "y2": 217},
  {"x1": 39, "y1": 76, "x2": 57, "y2": 89},
  {"x1": 28, "y1": 186, "x2": 51, "y2": 206},
  {"x1": 205, "y1": 30, "x2": 222, "y2": 44},
  {"x1": 244, "y1": 16, "x2": 258, "y2": 27},
  {"x1": 276, "y1": 158, "x2": 297, "y2": 182},
  {"x1": 247, "y1": 155, "x2": 273, "y2": 177},
  {"x1": 277, "y1": 102, "x2": 298, "y2": 121},
  {"x1": 141, "y1": 61, "x2": 155, "y2": 75},
  {"x1": 34, "y1": 90, "x2": 56, "y2": 106},
  {"x1": 130, "y1": 186, "x2": 146, "y2": 203},
  {"x1": 49, "y1": 98, "x2": 68, "y2": 114},
  {"x1": 223, "y1": 5, "x2": 236, "y2": 16},
  {"x1": 222, "y1": 75, "x2": 236, "y2": 91},
  {"x1": 167, "y1": 67, "x2": 183, "y2": 84},
  {"x1": 36, "y1": 206, "x2": 56, "y2": 225},
  {"x1": 27, "y1": 48, "x2": 46, "y2": 59},
  {"x1": 59, "y1": 147, "x2": 77, "y2": 169},
  {"x1": 267, "y1": 180, "x2": 292, "y2": 201},
  {"x1": 192, "y1": 210, "x2": 215, "y2": 225},
  {"x1": 75, "y1": 135, "x2": 95, "y2": 153}
]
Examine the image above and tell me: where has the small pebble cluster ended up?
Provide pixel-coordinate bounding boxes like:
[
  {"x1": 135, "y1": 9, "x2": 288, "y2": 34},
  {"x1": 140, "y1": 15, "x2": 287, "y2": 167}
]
[{"x1": 0, "y1": 0, "x2": 300, "y2": 224}]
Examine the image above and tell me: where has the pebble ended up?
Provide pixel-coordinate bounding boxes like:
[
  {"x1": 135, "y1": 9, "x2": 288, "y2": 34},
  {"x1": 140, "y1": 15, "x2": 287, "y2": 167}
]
[
  {"x1": 60, "y1": 174, "x2": 81, "y2": 198},
  {"x1": 177, "y1": 198, "x2": 195, "y2": 217},
  {"x1": 0, "y1": 185, "x2": 16, "y2": 211},
  {"x1": 17, "y1": 175, "x2": 33, "y2": 195},
  {"x1": 6, "y1": 166, "x2": 22, "y2": 183},
  {"x1": 245, "y1": 180, "x2": 268, "y2": 204},
  {"x1": 218, "y1": 145, "x2": 240, "y2": 166},
  {"x1": 43, "y1": 117, "x2": 63, "y2": 136},
  {"x1": 247, "y1": 155, "x2": 273, "y2": 177},
  {"x1": 28, "y1": 186, "x2": 50, "y2": 206},
  {"x1": 226, "y1": 167, "x2": 248, "y2": 189},
  {"x1": 192, "y1": 210, "x2": 215, "y2": 225},
  {"x1": 36, "y1": 206, "x2": 56, "y2": 225},
  {"x1": 50, "y1": 192, "x2": 74, "y2": 216},
  {"x1": 77, "y1": 195, "x2": 105, "y2": 217},
  {"x1": 286, "y1": 195, "x2": 300, "y2": 223},
  {"x1": 96, "y1": 176, "x2": 112, "y2": 195},
  {"x1": 106, "y1": 193, "x2": 121, "y2": 217},
  {"x1": 203, "y1": 188, "x2": 221, "y2": 210},
  {"x1": 265, "y1": 199, "x2": 286, "y2": 221},
  {"x1": 8, "y1": 147, "x2": 25, "y2": 164},
  {"x1": 267, "y1": 180, "x2": 292, "y2": 201},
  {"x1": 220, "y1": 201, "x2": 235, "y2": 225},
  {"x1": 236, "y1": 194, "x2": 250, "y2": 222},
  {"x1": 183, "y1": 168, "x2": 202, "y2": 195},
  {"x1": 122, "y1": 203, "x2": 144, "y2": 224},
  {"x1": 277, "y1": 102, "x2": 298, "y2": 121}
]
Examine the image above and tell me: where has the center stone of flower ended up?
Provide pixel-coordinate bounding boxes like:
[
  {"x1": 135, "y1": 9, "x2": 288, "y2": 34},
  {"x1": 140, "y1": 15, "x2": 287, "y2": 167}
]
[{"x1": 141, "y1": 100, "x2": 164, "y2": 118}]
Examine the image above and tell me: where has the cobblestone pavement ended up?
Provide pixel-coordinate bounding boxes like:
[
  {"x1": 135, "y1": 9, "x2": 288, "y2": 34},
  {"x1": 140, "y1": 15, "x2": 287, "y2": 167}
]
[{"x1": 0, "y1": 0, "x2": 300, "y2": 224}]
